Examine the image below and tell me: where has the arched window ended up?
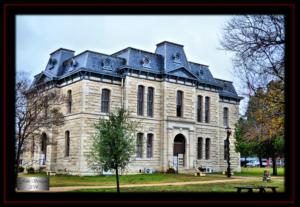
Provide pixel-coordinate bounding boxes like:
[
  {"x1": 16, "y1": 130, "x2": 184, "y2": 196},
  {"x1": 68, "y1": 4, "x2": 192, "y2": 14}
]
[
  {"x1": 147, "y1": 87, "x2": 154, "y2": 117},
  {"x1": 65, "y1": 131, "x2": 70, "y2": 157},
  {"x1": 101, "y1": 89, "x2": 110, "y2": 113},
  {"x1": 205, "y1": 97, "x2": 210, "y2": 123},
  {"x1": 197, "y1": 95, "x2": 203, "y2": 122},
  {"x1": 67, "y1": 90, "x2": 72, "y2": 114},
  {"x1": 137, "y1": 85, "x2": 144, "y2": 116},
  {"x1": 197, "y1": 137, "x2": 203, "y2": 160},
  {"x1": 205, "y1": 138, "x2": 211, "y2": 160},
  {"x1": 136, "y1": 133, "x2": 143, "y2": 158},
  {"x1": 147, "y1": 134, "x2": 153, "y2": 158},
  {"x1": 176, "y1": 90, "x2": 183, "y2": 117},
  {"x1": 223, "y1": 107, "x2": 229, "y2": 127}
]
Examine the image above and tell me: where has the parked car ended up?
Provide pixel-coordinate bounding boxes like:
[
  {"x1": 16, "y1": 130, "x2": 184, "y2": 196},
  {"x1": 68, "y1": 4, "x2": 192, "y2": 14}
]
[
  {"x1": 245, "y1": 159, "x2": 268, "y2": 167},
  {"x1": 246, "y1": 160, "x2": 260, "y2": 167}
]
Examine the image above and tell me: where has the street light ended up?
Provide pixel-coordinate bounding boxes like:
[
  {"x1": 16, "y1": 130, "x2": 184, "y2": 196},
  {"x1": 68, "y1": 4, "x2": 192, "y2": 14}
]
[{"x1": 225, "y1": 126, "x2": 232, "y2": 177}]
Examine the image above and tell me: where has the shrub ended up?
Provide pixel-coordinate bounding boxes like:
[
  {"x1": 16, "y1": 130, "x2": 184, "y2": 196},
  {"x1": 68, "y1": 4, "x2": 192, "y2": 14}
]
[
  {"x1": 18, "y1": 166, "x2": 24, "y2": 173},
  {"x1": 166, "y1": 167, "x2": 176, "y2": 174},
  {"x1": 27, "y1": 167, "x2": 35, "y2": 174}
]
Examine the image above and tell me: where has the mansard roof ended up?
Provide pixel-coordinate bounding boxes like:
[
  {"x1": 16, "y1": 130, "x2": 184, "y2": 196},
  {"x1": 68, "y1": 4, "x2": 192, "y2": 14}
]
[
  {"x1": 32, "y1": 41, "x2": 242, "y2": 101},
  {"x1": 215, "y1": 79, "x2": 243, "y2": 100}
]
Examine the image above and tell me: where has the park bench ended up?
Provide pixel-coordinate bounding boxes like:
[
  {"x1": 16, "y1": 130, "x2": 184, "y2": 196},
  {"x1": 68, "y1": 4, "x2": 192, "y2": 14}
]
[{"x1": 234, "y1": 186, "x2": 278, "y2": 193}]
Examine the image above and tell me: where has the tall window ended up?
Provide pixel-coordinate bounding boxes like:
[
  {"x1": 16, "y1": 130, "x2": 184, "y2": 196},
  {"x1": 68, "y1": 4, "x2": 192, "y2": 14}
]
[
  {"x1": 205, "y1": 97, "x2": 210, "y2": 123},
  {"x1": 137, "y1": 85, "x2": 144, "y2": 116},
  {"x1": 205, "y1": 138, "x2": 210, "y2": 160},
  {"x1": 101, "y1": 89, "x2": 110, "y2": 113},
  {"x1": 67, "y1": 90, "x2": 72, "y2": 114},
  {"x1": 197, "y1": 137, "x2": 203, "y2": 159},
  {"x1": 65, "y1": 131, "x2": 70, "y2": 157},
  {"x1": 136, "y1": 133, "x2": 143, "y2": 158},
  {"x1": 197, "y1": 95, "x2": 203, "y2": 122},
  {"x1": 147, "y1": 87, "x2": 154, "y2": 117},
  {"x1": 146, "y1": 134, "x2": 153, "y2": 158},
  {"x1": 223, "y1": 107, "x2": 229, "y2": 127},
  {"x1": 176, "y1": 90, "x2": 183, "y2": 117}
]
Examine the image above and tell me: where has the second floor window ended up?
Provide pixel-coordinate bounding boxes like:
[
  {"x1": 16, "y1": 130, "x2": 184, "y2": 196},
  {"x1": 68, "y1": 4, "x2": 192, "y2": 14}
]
[
  {"x1": 101, "y1": 89, "x2": 110, "y2": 113},
  {"x1": 137, "y1": 85, "x2": 144, "y2": 116},
  {"x1": 67, "y1": 90, "x2": 72, "y2": 114},
  {"x1": 205, "y1": 97, "x2": 210, "y2": 123},
  {"x1": 176, "y1": 90, "x2": 183, "y2": 117},
  {"x1": 136, "y1": 133, "x2": 143, "y2": 158},
  {"x1": 147, "y1": 87, "x2": 154, "y2": 117},
  {"x1": 197, "y1": 95, "x2": 203, "y2": 122},
  {"x1": 223, "y1": 107, "x2": 229, "y2": 127}
]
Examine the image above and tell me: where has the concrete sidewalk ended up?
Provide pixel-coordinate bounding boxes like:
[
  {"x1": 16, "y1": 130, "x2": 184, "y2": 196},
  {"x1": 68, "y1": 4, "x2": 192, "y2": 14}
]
[{"x1": 49, "y1": 177, "x2": 262, "y2": 192}]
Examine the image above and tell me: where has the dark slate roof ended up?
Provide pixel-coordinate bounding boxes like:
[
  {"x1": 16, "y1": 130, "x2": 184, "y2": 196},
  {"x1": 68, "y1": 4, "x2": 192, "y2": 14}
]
[
  {"x1": 112, "y1": 47, "x2": 164, "y2": 73},
  {"x1": 215, "y1": 79, "x2": 243, "y2": 100},
  {"x1": 33, "y1": 41, "x2": 242, "y2": 101}
]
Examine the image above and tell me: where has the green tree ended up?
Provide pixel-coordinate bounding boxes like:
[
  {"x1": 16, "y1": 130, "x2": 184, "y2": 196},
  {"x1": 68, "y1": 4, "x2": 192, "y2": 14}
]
[
  {"x1": 87, "y1": 108, "x2": 139, "y2": 193},
  {"x1": 234, "y1": 117, "x2": 258, "y2": 159},
  {"x1": 238, "y1": 80, "x2": 284, "y2": 175}
]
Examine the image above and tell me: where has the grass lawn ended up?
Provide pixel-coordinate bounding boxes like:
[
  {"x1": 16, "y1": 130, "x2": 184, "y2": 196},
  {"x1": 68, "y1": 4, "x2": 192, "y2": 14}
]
[
  {"x1": 18, "y1": 167, "x2": 284, "y2": 189},
  {"x1": 70, "y1": 179, "x2": 284, "y2": 193},
  {"x1": 49, "y1": 173, "x2": 230, "y2": 187},
  {"x1": 234, "y1": 167, "x2": 284, "y2": 176}
]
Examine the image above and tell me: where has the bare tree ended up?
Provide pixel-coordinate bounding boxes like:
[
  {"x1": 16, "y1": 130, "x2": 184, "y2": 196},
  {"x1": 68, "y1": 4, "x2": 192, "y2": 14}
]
[
  {"x1": 15, "y1": 72, "x2": 65, "y2": 182},
  {"x1": 220, "y1": 15, "x2": 285, "y2": 98}
]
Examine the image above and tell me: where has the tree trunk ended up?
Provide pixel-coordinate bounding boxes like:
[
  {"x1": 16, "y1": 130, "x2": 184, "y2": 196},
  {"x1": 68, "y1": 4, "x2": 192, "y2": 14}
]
[
  {"x1": 272, "y1": 156, "x2": 277, "y2": 176},
  {"x1": 258, "y1": 156, "x2": 262, "y2": 167},
  {"x1": 115, "y1": 166, "x2": 120, "y2": 193}
]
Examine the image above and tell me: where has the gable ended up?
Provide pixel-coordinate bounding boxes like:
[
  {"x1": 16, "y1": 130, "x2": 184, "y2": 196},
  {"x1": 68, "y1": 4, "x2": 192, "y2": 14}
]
[
  {"x1": 167, "y1": 67, "x2": 198, "y2": 79},
  {"x1": 34, "y1": 73, "x2": 52, "y2": 85}
]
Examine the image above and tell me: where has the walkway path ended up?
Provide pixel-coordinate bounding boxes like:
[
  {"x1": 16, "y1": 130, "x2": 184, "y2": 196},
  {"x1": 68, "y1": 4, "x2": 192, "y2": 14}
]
[{"x1": 49, "y1": 176, "x2": 274, "y2": 192}]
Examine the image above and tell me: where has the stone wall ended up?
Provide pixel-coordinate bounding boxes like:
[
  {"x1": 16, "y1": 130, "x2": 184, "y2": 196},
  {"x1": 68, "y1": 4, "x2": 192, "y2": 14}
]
[{"x1": 21, "y1": 76, "x2": 241, "y2": 175}]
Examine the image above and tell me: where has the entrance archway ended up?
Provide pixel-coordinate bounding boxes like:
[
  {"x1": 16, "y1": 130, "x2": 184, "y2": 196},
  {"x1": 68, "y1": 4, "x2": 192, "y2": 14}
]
[{"x1": 173, "y1": 134, "x2": 186, "y2": 167}]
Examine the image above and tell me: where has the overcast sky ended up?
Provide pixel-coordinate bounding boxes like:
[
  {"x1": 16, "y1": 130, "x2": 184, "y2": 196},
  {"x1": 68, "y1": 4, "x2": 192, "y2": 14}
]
[{"x1": 16, "y1": 15, "x2": 247, "y2": 114}]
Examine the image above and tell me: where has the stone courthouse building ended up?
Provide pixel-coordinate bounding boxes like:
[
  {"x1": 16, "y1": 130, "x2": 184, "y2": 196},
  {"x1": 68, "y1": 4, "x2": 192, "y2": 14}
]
[{"x1": 23, "y1": 41, "x2": 243, "y2": 175}]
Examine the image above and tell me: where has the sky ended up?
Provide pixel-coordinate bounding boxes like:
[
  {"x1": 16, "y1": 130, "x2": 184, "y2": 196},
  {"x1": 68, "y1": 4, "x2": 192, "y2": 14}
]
[{"x1": 16, "y1": 15, "x2": 247, "y2": 115}]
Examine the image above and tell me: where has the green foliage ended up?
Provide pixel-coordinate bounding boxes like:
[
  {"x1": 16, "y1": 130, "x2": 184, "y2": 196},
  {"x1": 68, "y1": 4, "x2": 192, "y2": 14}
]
[
  {"x1": 166, "y1": 168, "x2": 176, "y2": 174},
  {"x1": 18, "y1": 166, "x2": 24, "y2": 173},
  {"x1": 26, "y1": 167, "x2": 35, "y2": 174},
  {"x1": 234, "y1": 118, "x2": 257, "y2": 157},
  {"x1": 87, "y1": 108, "x2": 139, "y2": 173}
]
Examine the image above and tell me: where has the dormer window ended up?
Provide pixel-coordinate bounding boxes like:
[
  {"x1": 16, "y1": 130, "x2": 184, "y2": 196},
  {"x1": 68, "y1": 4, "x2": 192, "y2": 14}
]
[
  {"x1": 172, "y1": 52, "x2": 181, "y2": 63},
  {"x1": 102, "y1": 58, "x2": 112, "y2": 70},
  {"x1": 48, "y1": 58, "x2": 57, "y2": 69},
  {"x1": 71, "y1": 58, "x2": 78, "y2": 67},
  {"x1": 142, "y1": 56, "x2": 151, "y2": 68}
]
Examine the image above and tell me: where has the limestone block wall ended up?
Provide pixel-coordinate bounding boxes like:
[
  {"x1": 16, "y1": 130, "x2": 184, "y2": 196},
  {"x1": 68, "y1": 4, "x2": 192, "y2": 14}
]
[{"x1": 21, "y1": 76, "x2": 241, "y2": 175}]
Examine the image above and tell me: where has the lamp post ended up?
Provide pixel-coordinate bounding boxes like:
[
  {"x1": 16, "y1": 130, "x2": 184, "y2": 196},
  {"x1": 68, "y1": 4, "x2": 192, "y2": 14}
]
[{"x1": 225, "y1": 126, "x2": 232, "y2": 177}]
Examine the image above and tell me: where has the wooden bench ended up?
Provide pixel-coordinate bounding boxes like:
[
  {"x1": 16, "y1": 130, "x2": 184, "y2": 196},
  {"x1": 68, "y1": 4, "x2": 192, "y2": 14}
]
[{"x1": 234, "y1": 186, "x2": 278, "y2": 193}]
